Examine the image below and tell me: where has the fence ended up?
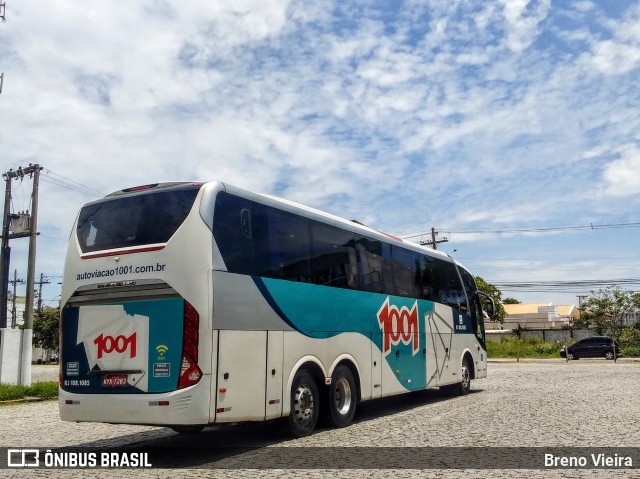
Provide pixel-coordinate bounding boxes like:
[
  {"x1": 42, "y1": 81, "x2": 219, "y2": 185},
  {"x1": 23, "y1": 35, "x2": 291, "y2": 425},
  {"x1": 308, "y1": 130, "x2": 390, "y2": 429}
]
[{"x1": 487, "y1": 328, "x2": 592, "y2": 343}]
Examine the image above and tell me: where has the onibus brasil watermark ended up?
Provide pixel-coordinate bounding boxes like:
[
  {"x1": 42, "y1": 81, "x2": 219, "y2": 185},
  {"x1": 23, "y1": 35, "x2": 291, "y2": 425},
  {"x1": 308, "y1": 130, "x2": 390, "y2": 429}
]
[{"x1": 7, "y1": 449, "x2": 151, "y2": 469}]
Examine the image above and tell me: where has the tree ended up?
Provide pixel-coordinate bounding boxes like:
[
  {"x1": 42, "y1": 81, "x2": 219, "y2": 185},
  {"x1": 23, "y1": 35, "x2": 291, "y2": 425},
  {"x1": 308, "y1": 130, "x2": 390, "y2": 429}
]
[
  {"x1": 33, "y1": 306, "x2": 60, "y2": 354},
  {"x1": 475, "y1": 276, "x2": 506, "y2": 323},
  {"x1": 581, "y1": 287, "x2": 640, "y2": 345},
  {"x1": 503, "y1": 297, "x2": 521, "y2": 304}
]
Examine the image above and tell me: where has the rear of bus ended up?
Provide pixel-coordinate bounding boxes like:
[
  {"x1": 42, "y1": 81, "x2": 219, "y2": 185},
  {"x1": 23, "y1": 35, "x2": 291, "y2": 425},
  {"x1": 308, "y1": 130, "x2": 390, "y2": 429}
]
[{"x1": 59, "y1": 182, "x2": 214, "y2": 426}]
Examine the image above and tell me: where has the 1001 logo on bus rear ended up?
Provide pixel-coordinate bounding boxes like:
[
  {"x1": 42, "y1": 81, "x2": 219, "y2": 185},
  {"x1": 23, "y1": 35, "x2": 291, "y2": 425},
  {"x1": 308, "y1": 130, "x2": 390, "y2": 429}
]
[{"x1": 93, "y1": 332, "x2": 137, "y2": 359}]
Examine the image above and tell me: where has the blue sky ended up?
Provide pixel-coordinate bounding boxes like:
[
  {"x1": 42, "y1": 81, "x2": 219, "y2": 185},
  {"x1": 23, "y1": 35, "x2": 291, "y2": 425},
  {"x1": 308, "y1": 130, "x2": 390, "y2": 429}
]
[{"x1": 1, "y1": 0, "x2": 639, "y2": 308}]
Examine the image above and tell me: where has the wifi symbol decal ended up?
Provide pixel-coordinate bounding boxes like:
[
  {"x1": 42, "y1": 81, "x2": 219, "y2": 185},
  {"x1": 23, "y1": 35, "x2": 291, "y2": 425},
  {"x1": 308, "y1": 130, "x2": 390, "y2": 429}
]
[{"x1": 156, "y1": 344, "x2": 169, "y2": 355}]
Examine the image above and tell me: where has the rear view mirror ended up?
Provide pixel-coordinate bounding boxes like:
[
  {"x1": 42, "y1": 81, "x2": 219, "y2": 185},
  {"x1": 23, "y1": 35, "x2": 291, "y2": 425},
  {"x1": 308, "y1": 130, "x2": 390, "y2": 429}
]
[{"x1": 476, "y1": 291, "x2": 495, "y2": 318}]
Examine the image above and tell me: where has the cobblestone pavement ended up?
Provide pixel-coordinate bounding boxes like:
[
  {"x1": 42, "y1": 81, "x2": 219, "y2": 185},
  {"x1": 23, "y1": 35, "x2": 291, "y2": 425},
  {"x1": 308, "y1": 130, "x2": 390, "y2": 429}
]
[
  {"x1": 31, "y1": 365, "x2": 58, "y2": 383},
  {"x1": 1, "y1": 360, "x2": 639, "y2": 478}
]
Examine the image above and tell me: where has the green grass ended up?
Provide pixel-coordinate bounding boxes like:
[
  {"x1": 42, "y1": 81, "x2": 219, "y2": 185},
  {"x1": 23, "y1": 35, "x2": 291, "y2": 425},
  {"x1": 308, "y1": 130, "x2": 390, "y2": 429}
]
[
  {"x1": 0, "y1": 381, "x2": 58, "y2": 402},
  {"x1": 488, "y1": 337, "x2": 640, "y2": 359},
  {"x1": 487, "y1": 337, "x2": 563, "y2": 359}
]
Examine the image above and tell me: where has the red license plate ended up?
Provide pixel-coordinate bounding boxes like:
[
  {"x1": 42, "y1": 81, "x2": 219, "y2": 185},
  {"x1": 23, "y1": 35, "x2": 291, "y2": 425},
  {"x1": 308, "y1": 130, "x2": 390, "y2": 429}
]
[{"x1": 102, "y1": 375, "x2": 128, "y2": 387}]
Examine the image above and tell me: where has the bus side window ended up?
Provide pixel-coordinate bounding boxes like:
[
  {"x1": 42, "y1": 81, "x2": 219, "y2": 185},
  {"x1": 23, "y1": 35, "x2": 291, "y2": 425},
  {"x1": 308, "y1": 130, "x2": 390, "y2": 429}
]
[
  {"x1": 355, "y1": 237, "x2": 383, "y2": 293},
  {"x1": 389, "y1": 246, "x2": 420, "y2": 298},
  {"x1": 422, "y1": 258, "x2": 466, "y2": 311},
  {"x1": 311, "y1": 224, "x2": 358, "y2": 289},
  {"x1": 212, "y1": 192, "x2": 254, "y2": 275},
  {"x1": 380, "y1": 243, "x2": 395, "y2": 295},
  {"x1": 255, "y1": 207, "x2": 312, "y2": 283}
]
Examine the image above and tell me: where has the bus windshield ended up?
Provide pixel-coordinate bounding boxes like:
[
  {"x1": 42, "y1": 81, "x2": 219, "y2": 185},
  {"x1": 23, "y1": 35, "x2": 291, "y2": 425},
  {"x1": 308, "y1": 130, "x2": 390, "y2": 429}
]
[{"x1": 76, "y1": 185, "x2": 200, "y2": 253}]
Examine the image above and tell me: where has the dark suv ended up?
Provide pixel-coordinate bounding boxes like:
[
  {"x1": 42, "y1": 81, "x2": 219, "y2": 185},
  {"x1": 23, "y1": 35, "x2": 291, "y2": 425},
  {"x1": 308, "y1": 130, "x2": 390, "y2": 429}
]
[{"x1": 560, "y1": 336, "x2": 621, "y2": 360}]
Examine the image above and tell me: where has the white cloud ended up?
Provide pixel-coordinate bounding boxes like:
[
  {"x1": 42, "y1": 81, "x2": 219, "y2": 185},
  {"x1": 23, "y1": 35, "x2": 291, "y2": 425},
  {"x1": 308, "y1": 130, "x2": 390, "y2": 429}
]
[
  {"x1": 499, "y1": 0, "x2": 551, "y2": 52},
  {"x1": 583, "y1": 3, "x2": 640, "y2": 75},
  {"x1": 1, "y1": 0, "x2": 640, "y2": 306},
  {"x1": 601, "y1": 147, "x2": 640, "y2": 197}
]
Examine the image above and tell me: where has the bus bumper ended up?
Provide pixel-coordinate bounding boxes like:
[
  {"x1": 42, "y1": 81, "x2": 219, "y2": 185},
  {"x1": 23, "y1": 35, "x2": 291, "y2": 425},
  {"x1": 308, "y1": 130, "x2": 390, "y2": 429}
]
[{"x1": 58, "y1": 376, "x2": 212, "y2": 426}]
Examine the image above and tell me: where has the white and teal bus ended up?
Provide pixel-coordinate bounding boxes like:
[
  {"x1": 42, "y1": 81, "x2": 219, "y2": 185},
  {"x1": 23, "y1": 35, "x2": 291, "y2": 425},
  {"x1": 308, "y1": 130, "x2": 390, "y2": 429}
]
[{"x1": 59, "y1": 181, "x2": 493, "y2": 437}]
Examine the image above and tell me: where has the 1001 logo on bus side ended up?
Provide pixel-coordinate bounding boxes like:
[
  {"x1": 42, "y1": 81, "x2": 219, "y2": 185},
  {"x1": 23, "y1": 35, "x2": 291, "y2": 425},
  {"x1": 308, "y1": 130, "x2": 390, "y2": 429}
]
[{"x1": 377, "y1": 298, "x2": 419, "y2": 356}]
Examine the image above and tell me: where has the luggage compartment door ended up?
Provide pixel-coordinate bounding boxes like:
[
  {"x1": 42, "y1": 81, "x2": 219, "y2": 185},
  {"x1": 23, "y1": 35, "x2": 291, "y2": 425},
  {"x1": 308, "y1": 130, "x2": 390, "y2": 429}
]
[{"x1": 215, "y1": 331, "x2": 267, "y2": 422}]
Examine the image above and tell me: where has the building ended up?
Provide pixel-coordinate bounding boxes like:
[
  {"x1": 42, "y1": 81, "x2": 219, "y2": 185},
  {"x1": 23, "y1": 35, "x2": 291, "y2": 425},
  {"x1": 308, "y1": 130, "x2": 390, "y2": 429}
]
[{"x1": 487, "y1": 303, "x2": 580, "y2": 330}]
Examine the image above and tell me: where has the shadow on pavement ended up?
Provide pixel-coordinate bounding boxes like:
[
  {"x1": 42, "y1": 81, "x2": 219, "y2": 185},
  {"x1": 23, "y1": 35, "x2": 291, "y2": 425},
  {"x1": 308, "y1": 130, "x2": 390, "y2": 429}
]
[{"x1": 70, "y1": 387, "x2": 479, "y2": 468}]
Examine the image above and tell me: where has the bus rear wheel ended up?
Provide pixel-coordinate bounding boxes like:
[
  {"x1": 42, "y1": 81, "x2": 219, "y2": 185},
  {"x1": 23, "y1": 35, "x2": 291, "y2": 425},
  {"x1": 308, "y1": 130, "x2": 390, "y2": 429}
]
[
  {"x1": 288, "y1": 369, "x2": 319, "y2": 437},
  {"x1": 323, "y1": 365, "x2": 357, "y2": 428}
]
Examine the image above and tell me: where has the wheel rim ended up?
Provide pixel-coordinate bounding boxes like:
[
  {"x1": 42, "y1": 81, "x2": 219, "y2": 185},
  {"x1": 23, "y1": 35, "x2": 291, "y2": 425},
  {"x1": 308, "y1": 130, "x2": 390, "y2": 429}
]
[
  {"x1": 334, "y1": 377, "x2": 352, "y2": 416},
  {"x1": 293, "y1": 384, "x2": 314, "y2": 422},
  {"x1": 461, "y1": 364, "x2": 471, "y2": 390},
  {"x1": 606, "y1": 352, "x2": 613, "y2": 360}
]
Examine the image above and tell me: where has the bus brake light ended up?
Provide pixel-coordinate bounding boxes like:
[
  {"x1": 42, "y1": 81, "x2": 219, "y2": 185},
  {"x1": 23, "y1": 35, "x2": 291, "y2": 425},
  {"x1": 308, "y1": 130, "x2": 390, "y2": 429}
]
[{"x1": 177, "y1": 301, "x2": 202, "y2": 390}]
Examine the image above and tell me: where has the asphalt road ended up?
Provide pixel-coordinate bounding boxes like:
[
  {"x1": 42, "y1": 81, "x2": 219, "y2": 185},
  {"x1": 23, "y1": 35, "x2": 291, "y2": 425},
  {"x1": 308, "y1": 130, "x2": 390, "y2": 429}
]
[{"x1": 1, "y1": 360, "x2": 639, "y2": 478}]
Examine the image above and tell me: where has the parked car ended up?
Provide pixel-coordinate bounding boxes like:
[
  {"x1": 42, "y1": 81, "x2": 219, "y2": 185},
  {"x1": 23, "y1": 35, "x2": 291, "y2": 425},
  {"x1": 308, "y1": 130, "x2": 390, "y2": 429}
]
[{"x1": 560, "y1": 336, "x2": 621, "y2": 360}]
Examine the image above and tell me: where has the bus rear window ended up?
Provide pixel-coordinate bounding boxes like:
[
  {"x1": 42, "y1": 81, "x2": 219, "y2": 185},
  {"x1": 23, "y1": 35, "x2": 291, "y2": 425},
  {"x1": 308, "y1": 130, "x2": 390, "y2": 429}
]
[{"x1": 77, "y1": 186, "x2": 200, "y2": 253}]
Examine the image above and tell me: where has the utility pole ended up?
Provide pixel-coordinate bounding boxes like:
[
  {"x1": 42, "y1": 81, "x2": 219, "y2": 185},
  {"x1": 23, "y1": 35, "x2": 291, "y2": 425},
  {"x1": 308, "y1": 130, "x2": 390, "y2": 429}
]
[
  {"x1": 419, "y1": 227, "x2": 449, "y2": 250},
  {"x1": 576, "y1": 294, "x2": 588, "y2": 321},
  {"x1": 23, "y1": 165, "x2": 42, "y2": 327},
  {"x1": 0, "y1": 164, "x2": 42, "y2": 385},
  {"x1": 9, "y1": 269, "x2": 24, "y2": 329},
  {"x1": 0, "y1": 172, "x2": 11, "y2": 328},
  {"x1": 19, "y1": 164, "x2": 42, "y2": 386},
  {"x1": 0, "y1": 167, "x2": 33, "y2": 328},
  {"x1": 35, "y1": 273, "x2": 50, "y2": 315}
]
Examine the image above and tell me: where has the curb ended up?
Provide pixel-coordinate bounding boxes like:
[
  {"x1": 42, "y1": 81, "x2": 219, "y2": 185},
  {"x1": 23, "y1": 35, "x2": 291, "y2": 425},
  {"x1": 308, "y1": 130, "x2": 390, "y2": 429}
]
[
  {"x1": 488, "y1": 358, "x2": 640, "y2": 363},
  {"x1": 0, "y1": 397, "x2": 56, "y2": 406}
]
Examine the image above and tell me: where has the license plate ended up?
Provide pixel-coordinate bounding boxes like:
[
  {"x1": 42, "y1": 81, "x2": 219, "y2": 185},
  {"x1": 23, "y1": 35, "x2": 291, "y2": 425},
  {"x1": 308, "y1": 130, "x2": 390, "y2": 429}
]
[{"x1": 102, "y1": 375, "x2": 128, "y2": 387}]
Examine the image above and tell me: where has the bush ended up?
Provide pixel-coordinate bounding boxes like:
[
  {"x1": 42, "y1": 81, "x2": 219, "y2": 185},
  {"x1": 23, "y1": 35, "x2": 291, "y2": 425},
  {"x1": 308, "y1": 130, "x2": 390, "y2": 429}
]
[
  {"x1": 0, "y1": 381, "x2": 58, "y2": 402},
  {"x1": 534, "y1": 341, "x2": 562, "y2": 355},
  {"x1": 0, "y1": 384, "x2": 25, "y2": 402},
  {"x1": 487, "y1": 338, "x2": 562, "y2": 358},
  {"x1": 25, "y1": 381, "x2": 59, "y2": 399},
  {"x1": 621, "y1": 347, "x2": 640, "y2": 358}
]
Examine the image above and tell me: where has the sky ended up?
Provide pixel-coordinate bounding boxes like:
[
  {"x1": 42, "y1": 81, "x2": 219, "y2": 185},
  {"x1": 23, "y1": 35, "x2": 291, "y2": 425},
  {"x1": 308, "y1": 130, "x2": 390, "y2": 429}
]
[{"x1": 0, "y1": 0, "x2": 639, "y2": 309}]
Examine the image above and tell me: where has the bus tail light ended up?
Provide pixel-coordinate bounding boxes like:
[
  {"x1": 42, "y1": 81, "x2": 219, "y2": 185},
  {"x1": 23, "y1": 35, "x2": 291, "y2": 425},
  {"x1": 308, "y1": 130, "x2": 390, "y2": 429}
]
[{"x1": 178, "y1": 301, "x2": 202, "y2": 390}]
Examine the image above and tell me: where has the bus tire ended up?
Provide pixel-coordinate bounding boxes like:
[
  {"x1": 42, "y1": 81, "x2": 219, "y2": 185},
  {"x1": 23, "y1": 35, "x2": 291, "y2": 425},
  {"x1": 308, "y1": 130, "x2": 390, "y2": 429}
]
[
  {"x1": 324, "y1": 365, "x2": 357, "y2": 428},
  {"x1": 459, "y1": 356, "x2": 472, "y2": 395},
  {"x1": 288, "y1": 369, "x2": 319, "y2": 437}
]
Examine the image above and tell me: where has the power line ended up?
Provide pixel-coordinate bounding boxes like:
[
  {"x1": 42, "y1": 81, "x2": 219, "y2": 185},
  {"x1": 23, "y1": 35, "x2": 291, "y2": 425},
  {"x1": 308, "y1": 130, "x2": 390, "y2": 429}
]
[
  {"x1": 490, "y1": 278, "x2": 640, "y2": 293},
  {"x1": 446, "y1": 222, "x2": 640, "y2": 234},
  {"x1": 402, "y1": 222, "x2": 640, "y2": 239},
  {"x1": 41, "y1": 169, "x2": 105, "y2": 198}
]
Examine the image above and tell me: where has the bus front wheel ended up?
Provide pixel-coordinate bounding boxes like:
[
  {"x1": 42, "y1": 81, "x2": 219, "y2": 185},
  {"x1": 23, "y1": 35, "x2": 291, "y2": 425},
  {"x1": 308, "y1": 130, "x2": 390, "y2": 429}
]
[
  {"x1": 459, "y1": 357, "x2": 472, "y2": 395},
  {"x1": 288, "y1": 369, "x2": 319, "y2": 437},
  {"x1": 443, "y1": 357, "x2": 473, "y2": 396},
  {"x1": 324, "y1": 365, "x2": 357, "y2": 428}
]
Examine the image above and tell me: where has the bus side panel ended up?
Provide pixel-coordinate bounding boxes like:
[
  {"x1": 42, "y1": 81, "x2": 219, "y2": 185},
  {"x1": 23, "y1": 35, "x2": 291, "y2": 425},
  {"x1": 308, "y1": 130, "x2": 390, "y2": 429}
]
[
  {"x1": 370, "y1": 332, "x2": 382, "y2": 399},
  {"x1": 215, "y1": 330, "x2": 267, "y2": 422},
  {"x1": 476, "y1": 346, "x2": 488, "y2": 378},
  {"x1": 266, "y1": 331, "x2": 284, "y2": 420},
  {"x1": 425, "y1": 304, "x2": 456, "y2": 387}
]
